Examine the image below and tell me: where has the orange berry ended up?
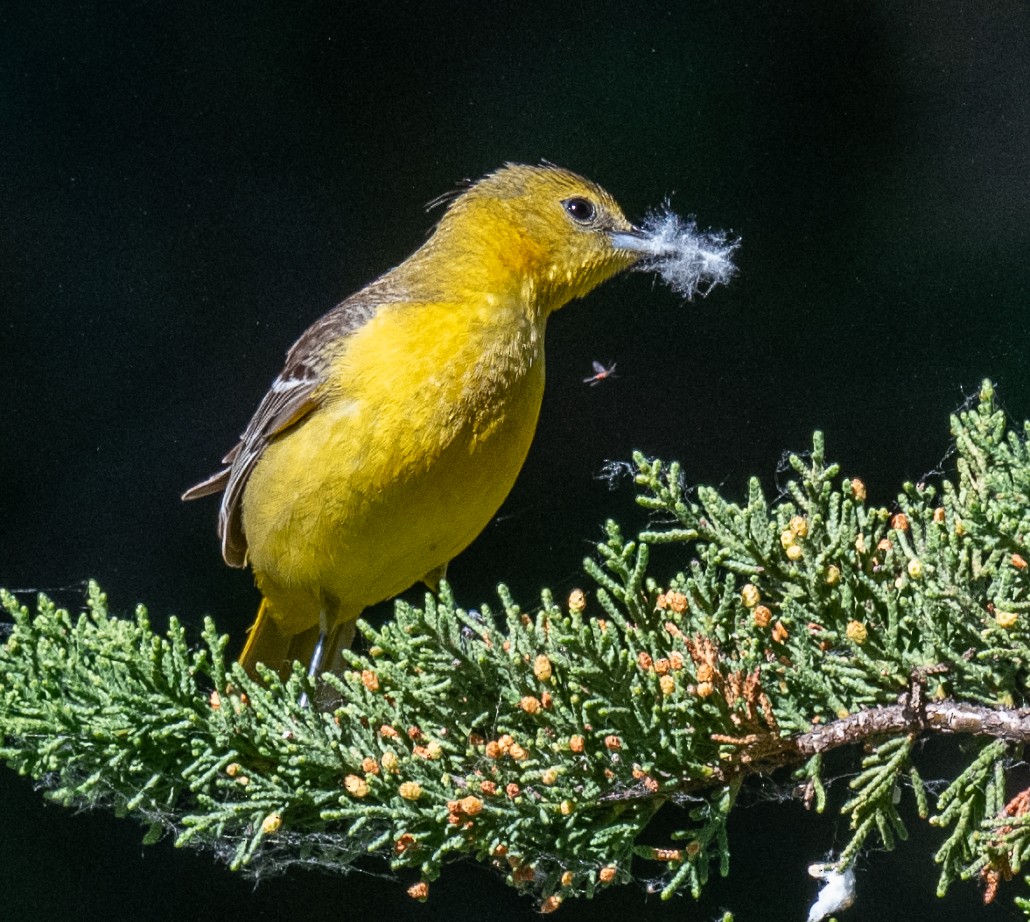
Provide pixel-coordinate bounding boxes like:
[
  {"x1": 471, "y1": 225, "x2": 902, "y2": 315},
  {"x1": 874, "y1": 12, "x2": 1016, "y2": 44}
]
[
  {"x1": 513, "y1": 864, "x2": 536, "y2": 884},
  {"x1": 752, "y1": 604, "x2": 772, "y2": 628},
  {"x1": 406, "y1": 882, "x2": 429, "y2": 901},
  {"x1": 344, "y1": 774, "x2": 370, "y2": 798},
  {"x1": 653, "y1": 848, "x2": 683, "y2": 862},
  {"x1": 666, "y1": 591, "x2": 688, "y2": 613},
  {"x1": 541, "y1": 895, "x2": 563, "y2": 914},
  {"x1": 996, "y1": 609, "x2": 1018, "y2": 629},
  {"x1": 519, "y1": 695, "x2": 541, "y2": 714},
  {"x1": 845, "y1": 620, "x2": 868, "y2": 644},
  {"x1": 458, "y1": 795, "x2": 484, "y2": 816},
  {"x1": 485, "y1": 740, "x2": 503, "y2": 759},
  {"x1": 533, "y1": 654, "x2": 553, "y2": 681},
  {"x1": 398, "y1": 781, "x2": 422, "y2": 800}
]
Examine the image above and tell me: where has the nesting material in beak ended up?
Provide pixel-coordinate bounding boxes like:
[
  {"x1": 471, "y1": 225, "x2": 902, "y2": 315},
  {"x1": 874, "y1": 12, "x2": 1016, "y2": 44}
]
[{"x1": 612, "y1": 206, "x2": 739, "y2": 300}]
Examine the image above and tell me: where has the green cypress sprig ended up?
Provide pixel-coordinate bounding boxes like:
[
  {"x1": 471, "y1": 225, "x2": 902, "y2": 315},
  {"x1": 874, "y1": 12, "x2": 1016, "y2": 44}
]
[{"x1": 3, "y1": 380, "x2": 1030, "y2": 913}]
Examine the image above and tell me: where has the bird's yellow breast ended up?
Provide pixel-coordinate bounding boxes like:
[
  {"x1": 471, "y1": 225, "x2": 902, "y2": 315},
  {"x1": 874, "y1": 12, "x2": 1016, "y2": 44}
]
[{"x1": 240, "y1": 296, "x2": 546, "y2": 634}]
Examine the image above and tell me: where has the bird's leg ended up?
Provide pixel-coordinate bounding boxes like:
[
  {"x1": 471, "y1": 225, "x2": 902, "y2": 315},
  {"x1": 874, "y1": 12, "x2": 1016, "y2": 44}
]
[
  {"x1": 307, "y1": 617, "x2": 329, "y2": 679},
  {"x1": 299, "y1": 609, "x2": 331, "y2": 707}
]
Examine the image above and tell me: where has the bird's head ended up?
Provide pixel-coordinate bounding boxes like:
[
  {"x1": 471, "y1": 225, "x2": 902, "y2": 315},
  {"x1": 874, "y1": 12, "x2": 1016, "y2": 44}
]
[{"x1": 427, "y1": 163, "x2": 649, "y2": 313}]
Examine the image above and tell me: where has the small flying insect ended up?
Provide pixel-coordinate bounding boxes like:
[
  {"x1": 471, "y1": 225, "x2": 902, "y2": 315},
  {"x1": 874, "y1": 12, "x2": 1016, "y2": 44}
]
[{"x1": 583, "y1": 360, "x2": 618, "y2": 386}]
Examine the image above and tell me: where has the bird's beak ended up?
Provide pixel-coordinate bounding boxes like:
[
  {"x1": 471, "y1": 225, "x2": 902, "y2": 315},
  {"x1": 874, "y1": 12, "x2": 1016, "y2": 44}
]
[{"x1": 608, "y1": 225, "x2": 652, "y2": 254}]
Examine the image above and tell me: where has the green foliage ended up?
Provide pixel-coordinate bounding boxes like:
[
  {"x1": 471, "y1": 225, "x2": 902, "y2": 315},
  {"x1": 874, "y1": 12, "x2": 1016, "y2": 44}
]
[{"x1": 2, "y1": 380, "x2": 1030, "y2": 913}]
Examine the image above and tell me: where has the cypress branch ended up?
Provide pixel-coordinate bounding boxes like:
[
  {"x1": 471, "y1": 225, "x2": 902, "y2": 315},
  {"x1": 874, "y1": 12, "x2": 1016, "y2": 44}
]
[{"x1": 3, "y1": 379, "x2": 1030, "y2": 914}]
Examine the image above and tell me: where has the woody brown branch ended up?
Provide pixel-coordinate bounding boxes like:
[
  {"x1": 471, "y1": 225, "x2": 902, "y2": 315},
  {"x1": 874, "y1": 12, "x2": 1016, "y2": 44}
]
[
  {"x1": 598, "y1": 700, "x2": 1030, "y2": 806},
  {"x1": 796, "y1": 700, "x2": 1030, "y2": 753}
]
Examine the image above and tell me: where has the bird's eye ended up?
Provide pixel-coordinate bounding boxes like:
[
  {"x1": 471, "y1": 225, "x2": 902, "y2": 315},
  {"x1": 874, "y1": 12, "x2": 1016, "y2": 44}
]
[{"x1": 562, "y1": 197, "x2": 597, "y2": 224}]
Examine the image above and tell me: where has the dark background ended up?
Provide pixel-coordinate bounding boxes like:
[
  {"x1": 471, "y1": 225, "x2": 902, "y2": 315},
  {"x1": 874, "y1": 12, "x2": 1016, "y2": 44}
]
[{"x1": 3, "y1": 2, "x2": 1029, "y2": 919}]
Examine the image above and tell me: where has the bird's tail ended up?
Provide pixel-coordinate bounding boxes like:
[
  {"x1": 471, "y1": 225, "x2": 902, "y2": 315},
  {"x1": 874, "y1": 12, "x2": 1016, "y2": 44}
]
[
  {"x1": 239, "y1": 598, "x2": 292, "y2": 676},
  {"x1": 239, "y1": 598, "x2": 355, "y2": 680}
]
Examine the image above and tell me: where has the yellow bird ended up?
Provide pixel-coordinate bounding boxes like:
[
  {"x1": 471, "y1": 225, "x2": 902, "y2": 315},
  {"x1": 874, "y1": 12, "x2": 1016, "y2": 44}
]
[{"x1": 184, "y1": 163, "x2": 652, "y2": 679}]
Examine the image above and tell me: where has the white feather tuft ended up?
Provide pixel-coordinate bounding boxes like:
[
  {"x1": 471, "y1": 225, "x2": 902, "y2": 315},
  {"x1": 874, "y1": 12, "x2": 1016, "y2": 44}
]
[{"x1": 616, "y1": 205, "x2": 739, "y2": 300}]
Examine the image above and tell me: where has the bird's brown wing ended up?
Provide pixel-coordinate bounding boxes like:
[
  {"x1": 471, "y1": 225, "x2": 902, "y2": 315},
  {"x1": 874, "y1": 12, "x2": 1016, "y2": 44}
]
[{"x1": 182, "y1": 293, "x2": 383, "y2": 567}]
